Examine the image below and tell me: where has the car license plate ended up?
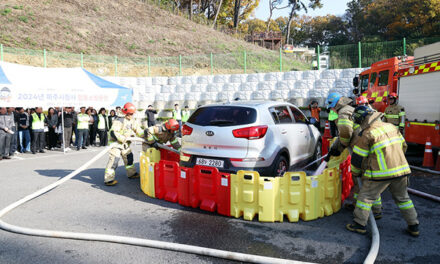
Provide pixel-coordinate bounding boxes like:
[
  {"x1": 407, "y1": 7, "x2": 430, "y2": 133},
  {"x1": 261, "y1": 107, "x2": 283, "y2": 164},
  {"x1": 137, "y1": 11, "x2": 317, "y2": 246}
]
[{"x1": 196, "y1": 158, "x2": 224, "y2": 168}]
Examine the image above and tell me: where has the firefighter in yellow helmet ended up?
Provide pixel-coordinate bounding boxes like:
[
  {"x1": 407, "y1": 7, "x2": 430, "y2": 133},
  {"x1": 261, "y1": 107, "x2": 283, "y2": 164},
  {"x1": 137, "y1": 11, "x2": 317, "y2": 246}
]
[
  {"x1": 104, "y1": 102, "x2": 144, "y2": 186},
  {"x1": 144, "y1": 119, "x2": 181, "y2": 151},
  {"x1": 383, "y1": 92, "x2": 406, "y2": 134},
  {"x1": 346, "y1": 106, "x2": 419, "y2": 237}
]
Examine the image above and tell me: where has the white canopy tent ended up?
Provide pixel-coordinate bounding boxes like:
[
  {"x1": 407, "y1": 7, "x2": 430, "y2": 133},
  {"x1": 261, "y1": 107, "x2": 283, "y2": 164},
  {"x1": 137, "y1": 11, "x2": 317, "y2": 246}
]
[
  {"x1": 0, "y1": 62, "x2": 132, "y2": 153},
  {"x1": 0, "y1": 62, "x2": 132, "y2": 108}
]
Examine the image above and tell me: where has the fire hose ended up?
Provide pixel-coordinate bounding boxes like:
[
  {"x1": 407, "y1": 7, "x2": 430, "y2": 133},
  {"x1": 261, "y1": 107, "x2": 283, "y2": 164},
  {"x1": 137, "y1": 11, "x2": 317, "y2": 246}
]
[{"x1": 0, "y1": 139, "x2": 312, "y2": 264}]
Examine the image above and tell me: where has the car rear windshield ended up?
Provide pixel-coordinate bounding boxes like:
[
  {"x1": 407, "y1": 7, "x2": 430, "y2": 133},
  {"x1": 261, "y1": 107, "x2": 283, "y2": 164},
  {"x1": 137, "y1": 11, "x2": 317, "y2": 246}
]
[{"x1": 187, "y1": 106, "x2": 257, "y2": 127}]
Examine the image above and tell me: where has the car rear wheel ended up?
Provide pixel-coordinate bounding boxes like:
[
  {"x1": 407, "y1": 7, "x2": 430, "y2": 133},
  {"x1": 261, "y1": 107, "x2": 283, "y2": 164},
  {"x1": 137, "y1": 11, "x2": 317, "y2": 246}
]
[{"x1": 273, "y1": 155, "x2": 288, "y2": 177}]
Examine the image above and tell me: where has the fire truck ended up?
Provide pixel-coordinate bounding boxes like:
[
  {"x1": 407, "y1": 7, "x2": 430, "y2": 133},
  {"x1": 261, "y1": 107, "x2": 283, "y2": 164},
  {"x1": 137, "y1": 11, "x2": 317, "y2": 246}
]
[{"x1": 352, "y1": 42, "x2": 440, "y2": 148}]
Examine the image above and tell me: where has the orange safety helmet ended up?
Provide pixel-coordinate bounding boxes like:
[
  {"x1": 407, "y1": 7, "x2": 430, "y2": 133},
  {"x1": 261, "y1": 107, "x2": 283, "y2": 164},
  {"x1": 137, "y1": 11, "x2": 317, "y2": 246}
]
[
  {"x1": 388, "y1": 92, "x2": 398, "y2": 99},
  {"x1": 165, "y1": 119, "x2": 180, "y2": 131},
  {"x1": 122, "y1": 102, "x2": 136, "y2": 115},
  {"x1": 356, "y1": 96, "x2": 368, "y2": 105}
]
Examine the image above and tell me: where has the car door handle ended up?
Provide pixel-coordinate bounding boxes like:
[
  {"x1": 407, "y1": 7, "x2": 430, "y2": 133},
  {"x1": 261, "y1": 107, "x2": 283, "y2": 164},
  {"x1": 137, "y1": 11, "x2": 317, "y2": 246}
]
[{"x1": 281, "y1": 129, "x2": 287, "y2": 134}]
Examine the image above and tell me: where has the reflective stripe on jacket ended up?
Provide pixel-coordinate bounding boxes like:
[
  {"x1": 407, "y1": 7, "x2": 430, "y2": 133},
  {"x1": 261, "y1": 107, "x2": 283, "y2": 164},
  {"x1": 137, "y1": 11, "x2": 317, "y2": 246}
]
[
  {"x1": 383, "y1": 104, "x2": 405, "y2": 128},
  {"x1": 351, "y1": 115, "x2": 410, "y2": 180},
  {"x1": 334, "y1": 97, "x2": 355, "y2": 148}
]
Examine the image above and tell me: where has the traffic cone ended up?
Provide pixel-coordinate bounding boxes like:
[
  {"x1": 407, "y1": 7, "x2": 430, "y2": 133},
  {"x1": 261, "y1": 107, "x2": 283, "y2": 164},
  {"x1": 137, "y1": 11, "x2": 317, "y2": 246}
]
[
  {"x1": 322, "y1": 121, "x2": 331, "y2": 156},
  {"x1": 422, "y1": 137, "x2": 434, "y2": 168},
  {"x1": 435, "y1": 150, "x2": 440, "y2": 171}
]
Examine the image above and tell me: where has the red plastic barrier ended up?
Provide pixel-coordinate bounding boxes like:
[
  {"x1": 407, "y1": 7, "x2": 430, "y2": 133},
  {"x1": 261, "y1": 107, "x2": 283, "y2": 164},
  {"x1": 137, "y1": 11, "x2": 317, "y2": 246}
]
[
  {"x1": 160, "y1": 147, "x2": 180, "y2": 163},
  {"x1": 217, "y1": 172, "x2": 231, "y2": 216},
  {"x1": 191, "y1": 166, "x2": 231, "y2": 216},
  {"x1": 340, "y1": 155, "x2": 354, "y2": 202},
  {"x1": 178, "y1": 167, "x2": 193, "y2": 207},
  {"x1": 154, "y1": 160, "x2": 180, "y2": 202}
]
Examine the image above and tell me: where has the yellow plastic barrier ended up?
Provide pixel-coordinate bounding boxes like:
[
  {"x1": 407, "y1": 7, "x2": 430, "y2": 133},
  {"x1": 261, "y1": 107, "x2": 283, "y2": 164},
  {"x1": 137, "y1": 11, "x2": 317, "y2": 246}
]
[
  {"x1": 258, "y1": 177, "x2": 280, "y2": 222},
  {"x1": 231, "y1": 171, "x2": 260, "y2": 221},
  {"x1": 145, "y1": 148, "x2": 161, "y2": 163},
  {"x1": 277, "y1": 172, "x2": 306, "y2": 222},
  {"x1": 140, "y1": 150, "x2": 157, "y2": 198},
  {"x1": 301, "y1": 174, "x2": 324, "y2": 221},
  {"x1": 321, "y1": 168, "x2": 340, "y2": 216}
]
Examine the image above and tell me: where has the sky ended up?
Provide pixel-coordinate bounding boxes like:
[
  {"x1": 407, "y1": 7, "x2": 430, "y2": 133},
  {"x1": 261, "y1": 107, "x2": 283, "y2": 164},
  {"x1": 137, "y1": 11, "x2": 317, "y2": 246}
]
[{"x1": 254, "y1": 0, "x2": 351, "y2": 20}]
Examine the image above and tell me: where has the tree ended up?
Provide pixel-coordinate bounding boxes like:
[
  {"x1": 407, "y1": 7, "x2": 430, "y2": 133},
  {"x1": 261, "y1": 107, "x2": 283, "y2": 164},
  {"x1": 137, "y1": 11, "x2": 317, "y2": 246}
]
[
  {"x1": 212, "y1": 0, "x2": 224, "y2": 28},
  {"x1": 217, "y1": 0, "x2": 260, "y2": 28},
  {"x1": 266, "y1": 0, "x2": 288, "y2": 32},
  {"x1": 241, "y1": 18, "x2": 280, "y2": 33},
  {"x1": 285, "y1": 0, "x2": 322, "y2": 43}
]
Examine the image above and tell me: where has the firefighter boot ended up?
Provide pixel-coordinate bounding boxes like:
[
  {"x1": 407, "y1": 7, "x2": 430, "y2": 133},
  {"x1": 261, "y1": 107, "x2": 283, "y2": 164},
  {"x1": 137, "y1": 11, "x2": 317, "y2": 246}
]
[
  {"x1": 346, "y1": 222, "x2": 367, "y2": 234},
  {"x1": 407, "y1": 224, "x2": 419, "y2": 237}
]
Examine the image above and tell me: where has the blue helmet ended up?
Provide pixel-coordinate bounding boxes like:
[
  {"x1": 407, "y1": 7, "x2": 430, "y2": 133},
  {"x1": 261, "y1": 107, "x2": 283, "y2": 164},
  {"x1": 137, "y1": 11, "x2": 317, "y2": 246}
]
[{"x1": 325, "y1": 92, "x2": 342, "y2": 109}]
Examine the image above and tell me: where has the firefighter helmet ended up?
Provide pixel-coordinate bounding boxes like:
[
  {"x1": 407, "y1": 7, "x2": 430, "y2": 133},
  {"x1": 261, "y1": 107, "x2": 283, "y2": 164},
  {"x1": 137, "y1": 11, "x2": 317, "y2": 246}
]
[
  {"x1": 352, "y1": 105, "x2": 374, "y2": 124},
  {"x1": 388, "y1": 92, "x2": 398, "y2": 99},
  {"x1": 356, "y1": 96, "x2": 368, "y2": 105},
  {"x1": 325, "y1": 92, "x2": 342, "y2": 109},
  {"x1": 122, "y1": 102, "x2": 136, "y2": 115},
  {"x1": 165, "y1": 119, "x2": 180, "y2": 131}
]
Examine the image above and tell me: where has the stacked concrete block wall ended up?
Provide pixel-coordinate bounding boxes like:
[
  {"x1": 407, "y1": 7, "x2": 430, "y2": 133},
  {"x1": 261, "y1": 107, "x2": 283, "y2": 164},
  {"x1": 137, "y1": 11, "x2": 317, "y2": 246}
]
[{"x1": 104, "y1": 68, "x2": 365, "y2": 123}]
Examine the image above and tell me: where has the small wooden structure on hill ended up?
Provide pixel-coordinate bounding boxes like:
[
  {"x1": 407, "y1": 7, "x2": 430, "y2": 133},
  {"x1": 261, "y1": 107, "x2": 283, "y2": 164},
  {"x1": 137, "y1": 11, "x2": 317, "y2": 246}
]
[{"x1": 246, "y1": 32, "x2": 282, "y2": 50}]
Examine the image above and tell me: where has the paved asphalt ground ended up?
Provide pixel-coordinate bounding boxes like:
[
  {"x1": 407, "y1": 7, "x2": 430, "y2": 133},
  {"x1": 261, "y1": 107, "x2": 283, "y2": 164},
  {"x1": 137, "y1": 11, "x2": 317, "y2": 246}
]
[{"x1": 0, "y1": 144, "x2": 439, "y2": 264}]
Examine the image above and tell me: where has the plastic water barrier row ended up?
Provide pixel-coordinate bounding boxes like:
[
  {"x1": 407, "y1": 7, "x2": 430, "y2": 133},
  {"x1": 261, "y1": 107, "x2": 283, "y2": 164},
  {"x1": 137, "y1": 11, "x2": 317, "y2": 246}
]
[{"x1": 139, "y1": 148, "x2": 353, "y2": 222}]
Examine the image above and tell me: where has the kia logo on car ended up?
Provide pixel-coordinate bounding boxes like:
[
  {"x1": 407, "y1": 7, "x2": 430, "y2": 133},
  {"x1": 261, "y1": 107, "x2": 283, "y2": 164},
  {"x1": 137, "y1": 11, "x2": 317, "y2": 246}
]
[{"x1": 206, "y1": 131, "x2": 214, "y2": 136}]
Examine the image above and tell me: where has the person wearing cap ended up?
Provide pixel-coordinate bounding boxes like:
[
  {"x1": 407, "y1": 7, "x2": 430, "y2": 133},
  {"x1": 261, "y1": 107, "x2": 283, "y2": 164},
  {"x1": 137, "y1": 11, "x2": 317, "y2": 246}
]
[
  {"x1": 383, "y1": 92, "x2": 405, "y2": 134},
  {"x1": 104, "y1": 102, "x2": 144, "y2": 186}
]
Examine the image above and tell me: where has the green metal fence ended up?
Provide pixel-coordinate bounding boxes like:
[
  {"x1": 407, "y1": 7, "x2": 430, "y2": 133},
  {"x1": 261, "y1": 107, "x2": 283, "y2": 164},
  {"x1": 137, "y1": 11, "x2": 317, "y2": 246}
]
[
  {"x1": 0, "y1": 37, "x2": 439, "y2": 76},
  {"x1": 324, "y1": 37, "x2": 440, "y2": 69}
]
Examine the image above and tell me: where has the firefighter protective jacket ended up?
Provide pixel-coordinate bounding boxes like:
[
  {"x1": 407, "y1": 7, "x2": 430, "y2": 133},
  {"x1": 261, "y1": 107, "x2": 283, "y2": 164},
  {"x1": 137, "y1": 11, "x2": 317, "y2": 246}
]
[
  {"x1": 109, "y1": 116, "x2": 144, "y2": 145},
  {"x1": 146, "y1": 124, "x2": 181, "y2": 150},
  {"x1": 351, "y1": 112, "x2": 410, "y2": 180},
  {"x1": 383, "y1": 104, "x2": 405, "y2": 129},
  {"x1": 334, "y1": 97, "x2": 356, "y2": 149}
]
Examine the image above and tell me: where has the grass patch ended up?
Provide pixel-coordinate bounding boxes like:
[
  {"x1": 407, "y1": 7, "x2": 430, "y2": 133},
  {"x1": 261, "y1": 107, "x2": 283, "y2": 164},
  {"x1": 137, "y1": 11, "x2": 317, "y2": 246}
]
[
  {"x1": 18, "y1": 15, "x2": 28, "y2": 23},
  {"x1": 1, "y1": 8, "x2": 12, "y2": 16},
  {"x1": 12, "y1": 5, "x2": 24, "y2": 10}
]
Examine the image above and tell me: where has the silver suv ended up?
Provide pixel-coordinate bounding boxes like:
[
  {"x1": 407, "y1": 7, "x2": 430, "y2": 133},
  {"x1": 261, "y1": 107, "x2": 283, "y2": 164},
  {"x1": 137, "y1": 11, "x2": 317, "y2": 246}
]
[{"x1": 180, "y1": 101, "x2": 321, "y2": 176}]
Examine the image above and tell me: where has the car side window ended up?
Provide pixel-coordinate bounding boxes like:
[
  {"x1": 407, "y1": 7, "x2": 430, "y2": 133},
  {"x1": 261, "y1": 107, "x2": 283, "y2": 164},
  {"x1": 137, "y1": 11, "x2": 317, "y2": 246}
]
[
  {"x1": 290, "y1": 107, "x2": 307, "y2": 124},
  {"x1": 271, "y1": 106, "x2": 293, "y2": 124},
  {"x1": 269, "y1": 107, "x2": 280, "y2": 124}
]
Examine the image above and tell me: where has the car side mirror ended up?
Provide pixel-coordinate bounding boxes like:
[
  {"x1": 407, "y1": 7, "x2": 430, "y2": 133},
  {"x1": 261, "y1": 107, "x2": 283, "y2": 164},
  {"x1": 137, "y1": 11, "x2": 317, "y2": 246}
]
[
  {"x1": 353, "y1": 76, "x2": 359, "y2": 87},
  {"x1": 353, "y1": 88, "x2": 359, "y2": 95}
]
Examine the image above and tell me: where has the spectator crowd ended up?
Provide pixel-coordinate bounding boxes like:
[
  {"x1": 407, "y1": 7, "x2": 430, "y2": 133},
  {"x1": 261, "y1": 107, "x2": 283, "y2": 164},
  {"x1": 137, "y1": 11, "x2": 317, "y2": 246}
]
[{"x1": 0, "y1": 106, "x2": 119, "y2": 160}]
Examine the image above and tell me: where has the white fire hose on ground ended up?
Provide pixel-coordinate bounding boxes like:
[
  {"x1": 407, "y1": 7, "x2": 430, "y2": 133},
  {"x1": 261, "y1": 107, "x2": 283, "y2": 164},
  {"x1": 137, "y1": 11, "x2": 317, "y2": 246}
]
[{"x1": 0, "y1": 139, "x2": 313, "y2": 264}]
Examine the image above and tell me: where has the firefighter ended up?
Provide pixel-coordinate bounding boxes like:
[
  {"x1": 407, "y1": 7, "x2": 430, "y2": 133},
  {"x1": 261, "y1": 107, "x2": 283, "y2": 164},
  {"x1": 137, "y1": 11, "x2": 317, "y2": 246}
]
[
  {"x1": 144, "y1": 119, "x2": 181, "y2": 151},
  {"x1": 104, "y1": 102, "x2": 144, "y2": 186},
  {"x1": 324, "y1": 92, "x2": 357, "y2": 158},
  {"x1": 346, "y1": 106, "x2": 419, "y2": 237},
  {"x1": 356, "y1": 96, "x2": 368, "y2": 106},
  {"x1": 383, "y1": 92, "x2": 406, "y2": 133}
]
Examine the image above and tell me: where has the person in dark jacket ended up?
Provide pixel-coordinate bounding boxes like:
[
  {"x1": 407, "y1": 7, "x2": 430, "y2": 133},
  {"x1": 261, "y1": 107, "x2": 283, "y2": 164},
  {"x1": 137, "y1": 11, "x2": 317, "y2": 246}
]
[
  {"x1": 7, "y1": 107, "x2": 18, "y2": 156},
  {"x1": 63, "y1": 107, "x2": 74, "y2": 150},
  {"x1": 47, "y1": 107, "x2": 59, "y2": 150},
  {"x1": 89, "y1": 109, "x2": 98, "y2": 146},
  {"x1": 17, "y1": 108, "x2": 31, "y2": 153},
  {"x1": 108, "y1": 110, "x2": 116, "y2": 130},
  {"x1": 29, "y1": 107, "x2": 47, "y2": 154},
  {"x1": 145, "y1": 105, "x2": 157, "y2": 127}
]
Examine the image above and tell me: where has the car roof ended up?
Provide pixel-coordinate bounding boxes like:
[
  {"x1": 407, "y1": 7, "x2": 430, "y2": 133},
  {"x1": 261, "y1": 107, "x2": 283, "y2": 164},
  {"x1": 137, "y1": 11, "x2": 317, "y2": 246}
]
[{"x1": 199, "y1": 100, "x2": 297, "y2": 109}]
